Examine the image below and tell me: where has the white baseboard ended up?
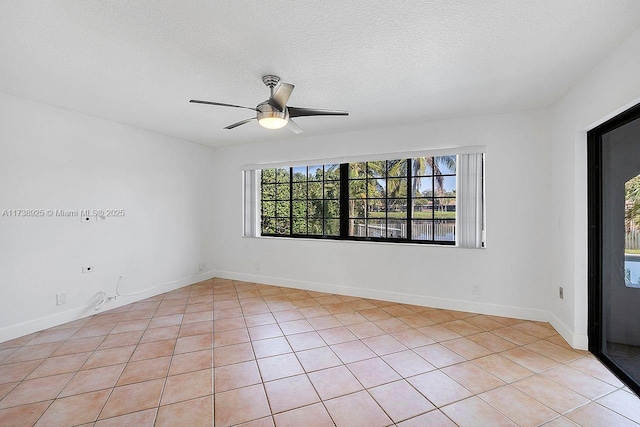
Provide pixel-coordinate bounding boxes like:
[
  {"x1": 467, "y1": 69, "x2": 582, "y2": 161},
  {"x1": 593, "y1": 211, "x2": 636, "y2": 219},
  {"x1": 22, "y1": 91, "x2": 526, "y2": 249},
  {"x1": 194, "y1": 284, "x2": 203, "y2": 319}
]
[
  {"x1": 3, "y1": 269, "x2": 588, "y2": 352},
  {"x1": 548, "y1": 312, "x2": 588, "y2": 350},
  {"x1": 0, "y1": 271, "x2": 217, "y2": 344},
  {"x1": 213, "y1": 270, "x2": 550, "y2": 322},
  {"x1": 218, "y1": 270, "x2": 593, "y2": 349}
]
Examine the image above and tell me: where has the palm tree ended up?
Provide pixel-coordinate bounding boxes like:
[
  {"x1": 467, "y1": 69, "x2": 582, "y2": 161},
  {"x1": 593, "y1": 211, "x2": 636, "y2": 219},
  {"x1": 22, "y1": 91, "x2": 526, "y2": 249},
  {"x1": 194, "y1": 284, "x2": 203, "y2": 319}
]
[
  {"x1": 411, "y1": 156, "x2": 456, "y2": 195},
  {"x1": 385, "y1": 156, "x2": 456, "y2": 195},
  {"x1": 346, "y1": 157, "x2": 457, "y2": 235}
]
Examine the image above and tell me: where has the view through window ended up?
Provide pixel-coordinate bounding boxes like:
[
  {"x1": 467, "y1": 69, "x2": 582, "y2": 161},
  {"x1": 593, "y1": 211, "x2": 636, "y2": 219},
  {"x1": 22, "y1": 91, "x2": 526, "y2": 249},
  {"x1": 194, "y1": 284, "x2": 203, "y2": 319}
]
[
  {"x1": 260, "y1": 156, "x2": 458, "y2": 244},
  {"x1": 625, "y1": 173, "x2": 640, "y2": 288}
]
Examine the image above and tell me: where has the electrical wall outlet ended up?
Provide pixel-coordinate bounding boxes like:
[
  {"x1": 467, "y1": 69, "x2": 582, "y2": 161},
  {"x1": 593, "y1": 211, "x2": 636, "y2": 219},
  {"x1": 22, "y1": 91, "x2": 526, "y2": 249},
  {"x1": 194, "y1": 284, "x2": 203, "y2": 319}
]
[
  {"x1": 472, "y1": 284, "x2": 481, "y2": 295},
  {"x1": 56, "y1": 293, "x2": 66, "y2": 306},
  {"x1": 199, "y1": 262, "x2": 206, "y2": 271},
  {"x1": 82, "y1": 266, "x2": 95, "y2": 273},
  {"x1": 255, "y1": 262, "x2": 261, "y2": 271},
  {"x1": 559, "y1": 286, "x2": 564, "y2": 299}
]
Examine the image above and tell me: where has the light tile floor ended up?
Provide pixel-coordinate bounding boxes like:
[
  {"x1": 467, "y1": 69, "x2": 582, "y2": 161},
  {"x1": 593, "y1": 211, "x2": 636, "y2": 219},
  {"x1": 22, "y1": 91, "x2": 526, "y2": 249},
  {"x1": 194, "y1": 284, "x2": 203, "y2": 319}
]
[{"x1": 0, "y1": 278, "x2": 639, "y2": 426}]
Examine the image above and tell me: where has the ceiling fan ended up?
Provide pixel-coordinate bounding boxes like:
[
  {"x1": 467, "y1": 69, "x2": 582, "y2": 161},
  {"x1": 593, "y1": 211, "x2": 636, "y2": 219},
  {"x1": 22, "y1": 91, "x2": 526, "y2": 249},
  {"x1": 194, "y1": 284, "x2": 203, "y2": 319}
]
[{"x1": 190, "y1": 75, "x2": 348, "y2": 134}]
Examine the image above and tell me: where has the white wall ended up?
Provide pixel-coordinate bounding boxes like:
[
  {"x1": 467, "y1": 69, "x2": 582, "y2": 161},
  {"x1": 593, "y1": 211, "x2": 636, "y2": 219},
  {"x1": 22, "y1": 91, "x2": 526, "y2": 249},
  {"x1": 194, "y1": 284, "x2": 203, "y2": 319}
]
[
  {"x1": 0, "y1": 93, "x2": 217, "y2": 342},
  {"x1": 548, "y1": 26, "x2": 640, "y2": 349},
  {"x1": 4, "y1": 28, "x2": 639, "y2": 349},
  {"x1": 212, "y1": 110, "x2": 552, "y2": 322},
  {"x1": 210, "y1": 26, "x2": 640, "y2": 350}
]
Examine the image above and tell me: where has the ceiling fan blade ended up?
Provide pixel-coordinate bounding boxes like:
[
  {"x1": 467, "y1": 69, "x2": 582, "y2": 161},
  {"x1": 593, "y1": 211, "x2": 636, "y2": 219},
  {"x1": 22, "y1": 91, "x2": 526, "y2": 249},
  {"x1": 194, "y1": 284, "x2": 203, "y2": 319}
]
[
  {"x1": 190, "y1": 100, "x2": 257, "y2": 111},
  {"x1": 268, "y1": 83, "x2": 295, "y2": 111},
  {"x1": 287, "y1": 119, "x2": 304, "y2": 134},
  {"x1": 288, "y1": 106, "x2": 349, "y2": 118},
  {"x1": 224, "y1": 117, "x2": 256, "y2": 130}
]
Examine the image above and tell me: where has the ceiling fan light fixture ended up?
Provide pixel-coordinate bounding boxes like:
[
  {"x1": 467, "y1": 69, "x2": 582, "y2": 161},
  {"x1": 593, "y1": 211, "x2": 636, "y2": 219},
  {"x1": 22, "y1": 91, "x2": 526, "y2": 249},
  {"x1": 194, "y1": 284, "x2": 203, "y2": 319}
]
[
  {"x1": 258, "y1": 116, "x2": 288, "y2": 129},
  {"x1": 257, "y1": 102, "x2": 289, "y2": 129}
]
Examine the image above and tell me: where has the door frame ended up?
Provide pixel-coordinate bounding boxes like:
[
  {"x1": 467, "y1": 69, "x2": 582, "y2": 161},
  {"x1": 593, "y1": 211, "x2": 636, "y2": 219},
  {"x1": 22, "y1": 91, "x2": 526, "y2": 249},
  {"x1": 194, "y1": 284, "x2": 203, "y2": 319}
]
[{"x1": 587, "y1": 101, "x2": 640, "y2": 396}]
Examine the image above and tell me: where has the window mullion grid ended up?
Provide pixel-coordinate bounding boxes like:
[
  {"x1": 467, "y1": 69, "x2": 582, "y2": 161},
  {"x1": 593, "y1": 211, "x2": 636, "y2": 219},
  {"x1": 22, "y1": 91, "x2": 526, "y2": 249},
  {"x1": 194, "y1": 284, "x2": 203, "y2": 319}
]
[
  {"x1": 321, "y1": 169, "x2": 326, "y2": 236},
  {"x1": 407, "y1": 158, "x2": 412, "y2": 241},
  {"x1": 289, "y1": 167, "x2": 293, "y2": 236},
  {"x1": 259, "y1": 157, "x2": 459, "y2": 245},
  {"x1": 260, "y1": 178, "x2": 266, "y2": 234},
  {"x1": 275, "y1": 172, "x2": 279, "y2": 234},
  {"x1": 339, "y1": 163, "x2": 349, "y2": 238},
  {"x1": 265, "y1": 171, "x2": 277, "y2": 236},
  {"x1": 365, "y1": 163, "x2": 369, "y2": 238},
  {"x1": 382, "y1": 161, "x2": 386, "y2": 239},
  {"x1": 431, "y1": 168, "x2": 436, "y2": 243},
  {"x1": 304, "y1": 166, "x2": 311, "y2": 236}
]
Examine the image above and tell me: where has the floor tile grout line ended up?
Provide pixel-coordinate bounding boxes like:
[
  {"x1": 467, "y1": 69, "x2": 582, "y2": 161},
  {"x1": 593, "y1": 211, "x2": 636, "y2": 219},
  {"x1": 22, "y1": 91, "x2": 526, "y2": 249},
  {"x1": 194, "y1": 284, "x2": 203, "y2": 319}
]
[
  {"x1": 151, "y1": 300, "x2": 185, "y2": 425},
  {"x1": 285, "y1": 311, "x2": 427, "y2": 426},
  {"x1": 497, "y1": 364, "x2": 634, "y2": 422},
  {"x1": 256, "y1": 283, "x2": 616, "y2": 426},
  {"x1": 474, "y1": 384, "x2": 562, "y2": 426},
  {"x1": 358, "y1": 365, "x2": 433, "y2": 425},
  {"x1": 532, "y1": 364, "x2": 618, "y2": 403},
  {"x1": 30, "y1": 323, "x2": 119, "y2": 425},
  {"x1": 591, "y1": 398, "x2": 640, "y2": 425},
  {"x1": 0, "y1": 278, "x2": 636, "y2": 427},
  {"x1": 243, "y1": 287, "x2": 347, "y2": 426},
  {"x1": 93, "y1": 303, "x2": 161, "y2": 423}
]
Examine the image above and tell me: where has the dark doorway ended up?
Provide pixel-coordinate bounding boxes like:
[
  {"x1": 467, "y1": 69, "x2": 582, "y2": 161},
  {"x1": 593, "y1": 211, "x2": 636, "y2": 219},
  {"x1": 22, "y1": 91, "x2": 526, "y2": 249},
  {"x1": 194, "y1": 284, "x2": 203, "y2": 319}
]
[{"x1": 588, "y1": 102, "x2": 640, "y2": 396}]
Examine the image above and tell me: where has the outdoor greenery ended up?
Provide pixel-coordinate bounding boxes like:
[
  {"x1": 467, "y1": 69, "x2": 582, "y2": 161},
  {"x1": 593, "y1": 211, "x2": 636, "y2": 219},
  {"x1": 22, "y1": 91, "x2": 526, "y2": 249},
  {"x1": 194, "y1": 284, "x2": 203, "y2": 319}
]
[
  {"x1": 261, "y1": 165, "x2": 340, "y2": 235},
  {"x1": 261, "y1": 156, "x2": 457, "y2": 242},
  {"x1": 625, "y1": 174, "x2": 640, "y2": 230},
  {"x1": 625, "y1": 174, "x2": 640, "y2": 254}
]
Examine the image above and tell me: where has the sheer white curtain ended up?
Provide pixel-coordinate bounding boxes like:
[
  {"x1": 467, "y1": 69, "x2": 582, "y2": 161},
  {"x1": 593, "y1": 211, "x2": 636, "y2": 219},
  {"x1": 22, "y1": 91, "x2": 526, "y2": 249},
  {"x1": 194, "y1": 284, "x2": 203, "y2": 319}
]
[
  {"x1": 457, "y1": 153, "x2": 484, "y2": 248},
  {"x1": 242, "y1": 170, "x2": 259, "y2": 237}
]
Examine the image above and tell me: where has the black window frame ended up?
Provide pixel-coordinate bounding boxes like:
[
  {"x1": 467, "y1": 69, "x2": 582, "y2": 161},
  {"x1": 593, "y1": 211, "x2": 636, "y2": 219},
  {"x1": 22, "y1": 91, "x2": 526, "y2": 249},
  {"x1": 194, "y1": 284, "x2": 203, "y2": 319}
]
[
  {"x1": 347, "y1": 159, "x2": 410, "y2": 240},
  {"x1": 290, "y1": 164, "x2": 341, "y2": 237},
  {"x1": 259, "y1": 157, "x2": 457, "y2": 245},
  {"x1": 260, "y1": 167, "x2": 291, "y2": 235}
]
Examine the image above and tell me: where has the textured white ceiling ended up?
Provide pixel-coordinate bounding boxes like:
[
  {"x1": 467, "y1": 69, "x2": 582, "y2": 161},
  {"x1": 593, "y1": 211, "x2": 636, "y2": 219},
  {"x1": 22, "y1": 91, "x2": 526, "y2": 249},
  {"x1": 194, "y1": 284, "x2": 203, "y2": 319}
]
[{"x1": 1, "y1": 1, "x2": 640, "y2": 147}]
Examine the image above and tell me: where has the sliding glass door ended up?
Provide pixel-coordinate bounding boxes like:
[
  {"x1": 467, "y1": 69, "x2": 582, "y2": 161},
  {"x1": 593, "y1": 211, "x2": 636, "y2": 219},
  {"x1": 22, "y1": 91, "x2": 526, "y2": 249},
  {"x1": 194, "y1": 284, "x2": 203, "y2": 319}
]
[{"x1": 588, "y1": 103, "x2": 640, "y2": 396}]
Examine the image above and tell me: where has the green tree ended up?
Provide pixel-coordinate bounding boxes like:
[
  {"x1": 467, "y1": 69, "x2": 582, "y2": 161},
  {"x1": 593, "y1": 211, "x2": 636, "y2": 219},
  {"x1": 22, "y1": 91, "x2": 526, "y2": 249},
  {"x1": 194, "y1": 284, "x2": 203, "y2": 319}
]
[
  {"x1": 384, "y1": 156, "x2": 456, "y2": 196},
  {"x1": 262, "y1": 158, "x2": 456, "y2": 236},
  {"x1": 626, "y1": 174, "x2": 640, "y2": 231},
  {"x1": 410, "y1": 156, "x2": 456, "y2": 195},
  {"x1": 290, "y1": 164, "x2": 341, "y2": 236},
  {"x1": 348, "y1": 162, "x2": 383, "y2": 235}
]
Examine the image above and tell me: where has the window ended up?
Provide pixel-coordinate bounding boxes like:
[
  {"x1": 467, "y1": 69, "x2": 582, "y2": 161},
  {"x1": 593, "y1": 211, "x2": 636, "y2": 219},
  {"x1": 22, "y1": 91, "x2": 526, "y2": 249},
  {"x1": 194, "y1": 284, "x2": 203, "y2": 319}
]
[
  {"x1": 261, "y1": 165, "x2": 341, "y2": 237},
  {"x1": 291, "y1": 164, "x2": 340, "y2": 236},
  {"x1": 260, "y1": 168, "x2": 290, "y2": 235},
  {"x1": 348, "y1": 160, "x2": 409, "y2": 239},
  {"x1": 410, "y1": 156, "x2": 457, "y2": 242},
  {"x1": 248, "y1": 151, "x2": 484, "y2": 247},
  {"x1": 346, "y1": 157, "x2": 457, "y2": 242}
]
